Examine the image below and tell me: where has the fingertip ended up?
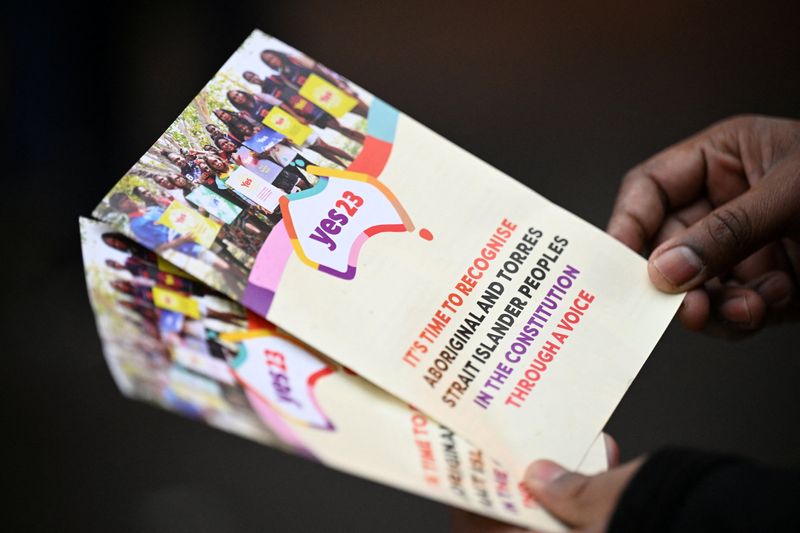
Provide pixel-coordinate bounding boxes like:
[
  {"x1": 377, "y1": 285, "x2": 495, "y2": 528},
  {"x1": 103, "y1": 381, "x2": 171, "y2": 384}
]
[
  {"x1": 754, "y1": 271, "x2": 794, "y2": 308},
  {"x1": 602, "y1": 433, "x2": 620, "y2": 467},
  {"x1": 649, "y1": 244, "x2": 705, "y2": 293},
  {"x1": 648, "y1": 259, "x2": 680, "y2": 293},
  {"x1": 607, "y1": 220, "x2": 642, "y2": 252},
  {"x1": 677, "y1": 289, "x2": 710, "y2": 331},
  {"x1": 524, "y1": 460, "x2": 567, "y2": 493},
  {"x1": 718, "y1": 290, "x2": 766, "y2": 330}
]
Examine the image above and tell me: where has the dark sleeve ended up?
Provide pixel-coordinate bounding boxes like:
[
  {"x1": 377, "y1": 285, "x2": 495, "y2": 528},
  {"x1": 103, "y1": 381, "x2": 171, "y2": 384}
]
[{"x1": 608, "y1": 447, "x2": 800, "y2": 533}]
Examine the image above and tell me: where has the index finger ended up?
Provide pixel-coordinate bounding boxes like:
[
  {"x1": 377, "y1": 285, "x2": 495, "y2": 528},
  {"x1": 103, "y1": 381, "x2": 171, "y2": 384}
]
[{"x1": 607, "y1": 134, "x2": 711, "y2": 252}]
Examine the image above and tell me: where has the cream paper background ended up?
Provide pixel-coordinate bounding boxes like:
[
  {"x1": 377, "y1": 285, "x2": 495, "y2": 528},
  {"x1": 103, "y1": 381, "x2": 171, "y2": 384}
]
[
  {"x1": 83, "y1": 215, "x2": 607, "y2": 532},
  {"x1": 270, "y1": 346, "x2": 610, "y2": 532},
  {"x1": 268, "y1": 114, "x2": 682, "y2": 474}
]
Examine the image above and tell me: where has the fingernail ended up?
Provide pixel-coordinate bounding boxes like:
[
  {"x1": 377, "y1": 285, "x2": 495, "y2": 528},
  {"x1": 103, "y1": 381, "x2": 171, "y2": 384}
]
[
  {"x1": 756, "y1": 275, "x2": 792, "y2": 306},
  {"x1": 720, "y1": 295, "x2": 751, "y2": 324},
  {"x1": 652, "y1": 246, "x2": 703, "y2": 288},
  {"x1": 525, "y1": 460, "x2": 567, "y2": 491},
  {"x1": 603, "y1": 433, "x2": 619, "y2": 466}
]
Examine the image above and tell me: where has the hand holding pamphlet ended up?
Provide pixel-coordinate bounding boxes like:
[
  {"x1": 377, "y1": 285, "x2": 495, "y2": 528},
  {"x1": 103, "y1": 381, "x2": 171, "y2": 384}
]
[{"x1": 82, "y1": 30, "x2": 681, "y2": 531}]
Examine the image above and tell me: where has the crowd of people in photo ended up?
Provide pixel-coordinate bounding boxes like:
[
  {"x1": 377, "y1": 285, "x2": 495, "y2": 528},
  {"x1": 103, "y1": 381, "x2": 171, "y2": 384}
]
[
  {"x1": 93, "y1": 228, "x2": 271, "y2": 432},
  {"x1": 97, "y1": 43, "x2": 371, "y2": 296}
]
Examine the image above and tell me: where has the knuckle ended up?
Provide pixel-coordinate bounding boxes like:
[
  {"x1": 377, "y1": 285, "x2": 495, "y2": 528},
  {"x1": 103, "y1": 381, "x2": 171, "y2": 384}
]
[
  {"x1": 705, "y1": 206, "x2": 753, "y2": 251},
  {"x1": 620, "y1": 168, "x2": 639, "y2": 188},
  {"x1": 621, "y1": 164, "x2": 650, "y2": 187},
  {"x1": 725, "y1": 113, "x2": 759, "y2": 129},
  {"x1": 620, "y1": 211, "x2": 648, "y2": 245}
]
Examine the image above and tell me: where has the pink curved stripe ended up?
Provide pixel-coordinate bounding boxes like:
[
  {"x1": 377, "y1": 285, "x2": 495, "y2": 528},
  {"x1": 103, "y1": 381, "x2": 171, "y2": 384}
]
[
  {"x1": 347, "y1": 232, "x2": 370, "y2": 268},
  {"x1": 248, "y1": 220, "x2": 293, "y2": 292},
  {"x1": 242, "y1": 387, "x2": 316, "y2": 460}
]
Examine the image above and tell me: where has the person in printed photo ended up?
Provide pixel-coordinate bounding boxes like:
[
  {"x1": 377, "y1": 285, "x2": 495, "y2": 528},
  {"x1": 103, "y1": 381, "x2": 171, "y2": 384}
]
[
  {"x1": 105, "y1": 257, "x2": 189, "y2": 294},
  {"x1": 204, "y1": 322, "x2": 243, "y2": 353},
  {"x1": 263, "y1": 139, "x2": 304, "y2": 168},
  {"x1": 193, "y1": 187, "x2": 269, "y2": 241},
  {"x1": 208, "y1": 130, "x2": 299, "y2": 219},
  {"x1": 108, "y1": 193, "x2": 202, "y2": 255},
  {"x1": 110, "y1": 279, "x2": 154, "y2": 304},
  {"x1": 232, "y1": 145, "x2": 284, "y2": 180},
  {"x1": 203, "y1": 305, "x2": 249, "y2": 326},
  {"x1": 106, "y1": 192, "x2": 243, "y2": 279},
  {"x1": 202, "y1": 143, "x2": 222, "y2": 158},
  {"x1": 214, "y1": 106, "x2": 353, "y2": 167},
  {"x1": 102, "y1": 221, "x2": 247, "y2": 296},
  {"x1": 105, "y1": 253, "x2": 209, "y2": 297},
  {"x1": 186, "y1": 155, "x2": 277, "y2": 237},
  {"x1": 238, "y1": 76, "x2": 366, "y2": 143},
  {"x1": 175, "y1": 151, "x2": 260, "y2": 222},
  {"x1": 213, "y1": 135, "x2": 238, "y2": 163},
  {"x1": 139, "y1": 128, "x2": 285, "y2": 273},
  {"x1": 102, "y1": 232, "x2": 157, "y2": 262},
  {"x1": 205, "y1": 123, "x2": 245, "y2": 150},
  {"x1": 273, "y1": 166, "x2": 311, "y2": 194},
  {"x1": 126, "y1": 316, "x2": 161, "y2": 340},
  {"x1": 106, "y1": 256, "x2": 158, "y2": 280},
  {"x1": 148, "y1": 172, "x2": 194, "y2": 206},
  {"x1": 151, "y1": 173, "x2": 179, "y2": 191},
  {"x1": 259, "y1": 49, "x2": 369, "y2": 118},
  {"x1": 254, "y1": 139, "x2": 317, "y2": 192},
  {"x1": 193, "y1": 158, "x2": 216, "y2": 186},
  {"x1": 192, "y1": 156, "x2": 216, "y2": 184},
  {"x1": 213, "y1": 108, "x2": 262, "y2": 144},
  {"x1": 133, "y1": 186, "x2": 171, "y2": 209},
  {"x1": 204, "y1": 153, "x2": 231, "y2": 176},
  {"x1": 118, "y1": 298, "x2": 159, "y2": 325},
  {"x1": 127, "y1": 338, "x2": 169, "y2": 365},
  {"x1": 220, "y1": 136, "x2": 310, "y2": 194},
  {"x1": 226, "y1": 89, "x2": 288, "y2": 123},
  {"x1": 162, "y1": 150, "x2": 202, "y2": 181}
]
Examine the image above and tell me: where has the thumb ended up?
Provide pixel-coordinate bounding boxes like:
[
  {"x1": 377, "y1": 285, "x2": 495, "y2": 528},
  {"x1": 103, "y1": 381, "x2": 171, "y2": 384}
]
[
  {"x1": 524, "y1": 459, "x2": 645, "y2": 529},
  {"x1": 648, "y1": 157, "x2": 800, "y2": 293},
  {"x1": 523, "y1": 461, "x2": 602, "y2": 528}
]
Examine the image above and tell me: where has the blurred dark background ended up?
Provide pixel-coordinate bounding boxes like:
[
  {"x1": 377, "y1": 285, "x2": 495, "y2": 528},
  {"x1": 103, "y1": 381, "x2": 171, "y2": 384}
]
[{"x1": 6, "y1": 1, "x2": 800, "y2": 531}]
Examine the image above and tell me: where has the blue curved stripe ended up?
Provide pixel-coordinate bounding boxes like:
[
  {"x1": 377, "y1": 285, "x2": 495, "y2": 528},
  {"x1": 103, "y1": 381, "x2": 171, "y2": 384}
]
[
  {"x1": 286, "y1": 176, "x2": 329, "y2": 201},
  {"x1": 230, "y1": 344, "x2": 248, "y2": 369},
  {"x1": 366, "y1": 99, "x2": 399, "y2": 143}
]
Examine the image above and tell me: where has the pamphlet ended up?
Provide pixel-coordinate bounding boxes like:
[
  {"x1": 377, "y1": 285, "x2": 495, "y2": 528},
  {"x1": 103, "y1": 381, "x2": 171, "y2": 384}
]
[
  {"x1": 81, "y1": 217, "x2": 608, "y2": 530},
  {"x1": 85, "y1": 30, "x2": 681, "y2": 530}
]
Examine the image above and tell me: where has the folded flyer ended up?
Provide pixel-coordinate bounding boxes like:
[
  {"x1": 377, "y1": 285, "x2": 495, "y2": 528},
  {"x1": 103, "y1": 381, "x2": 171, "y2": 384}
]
[
  {"x1": 81, "y1": 217, "x2": 609, "y2": 530},
  {"x1": 84, "y1": 30, "x2": 681, "y2": 530}
]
